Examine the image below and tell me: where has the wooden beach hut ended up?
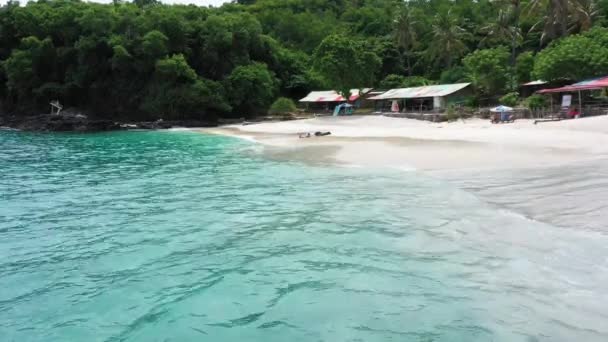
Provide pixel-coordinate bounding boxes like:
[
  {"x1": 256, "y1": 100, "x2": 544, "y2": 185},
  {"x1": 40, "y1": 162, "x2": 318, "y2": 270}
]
[
  {"x1": 537, "y1": 75, "x2": 608, "y2": 117},
  {"x1": 369, "y1": 83, "x2": 472, "y2": 113},
  {"x1": 299, "y1": 89, "x2": 371, "y2": 112}
]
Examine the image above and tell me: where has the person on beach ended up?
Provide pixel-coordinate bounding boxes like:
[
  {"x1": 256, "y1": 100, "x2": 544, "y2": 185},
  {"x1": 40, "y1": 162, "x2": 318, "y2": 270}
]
[{"x1": 568, "y1": 107, "x2": 580, "y2": 119}]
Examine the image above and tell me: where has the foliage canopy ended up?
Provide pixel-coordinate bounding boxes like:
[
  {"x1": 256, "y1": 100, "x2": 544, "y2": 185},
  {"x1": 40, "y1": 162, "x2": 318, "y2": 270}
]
[
  {"x1": 313, "y1": 34, "x2": 380, "y2": 99},
  {"x1": 463, "y1": 47, "x2": 511, "y2": 96},
  {"x1": 1, "y1": 0, "x2": 608, "y2": 119},
  {"x1": 269, "y1": 97, "x2": 297, "y2": 115}
]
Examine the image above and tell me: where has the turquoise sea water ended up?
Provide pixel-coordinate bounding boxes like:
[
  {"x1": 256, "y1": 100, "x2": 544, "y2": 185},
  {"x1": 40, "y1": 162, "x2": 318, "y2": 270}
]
[{"x1": 1, "y1": 130, "x2": 608, "y2": 342}]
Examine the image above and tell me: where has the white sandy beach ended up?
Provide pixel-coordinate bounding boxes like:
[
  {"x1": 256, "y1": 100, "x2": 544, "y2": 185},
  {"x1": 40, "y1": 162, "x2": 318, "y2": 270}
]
[
  {"x1": 207, "y1": 115, "x2": 608, "y2": 171},
  {"x1": 204, "y1": 115, "x2": 608, "y2": 230}
]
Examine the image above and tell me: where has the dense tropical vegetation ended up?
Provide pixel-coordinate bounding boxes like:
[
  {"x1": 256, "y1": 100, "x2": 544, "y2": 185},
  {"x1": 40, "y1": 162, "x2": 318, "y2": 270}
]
[{"x1": 1, "y1": 0, "x2": 608, "y2": 121}]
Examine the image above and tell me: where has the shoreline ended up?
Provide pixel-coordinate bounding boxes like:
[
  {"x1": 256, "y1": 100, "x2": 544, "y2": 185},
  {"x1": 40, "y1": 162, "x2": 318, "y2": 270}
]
[
  {"x1": 202, "y1": 115, "x2": 608, "y2": 231},
  {"x1": 0, "y1": 113, "x2": 222, "y2": 132},
  {"x1": 203, "y1": 115, "x2": 608, "y2": 171}
]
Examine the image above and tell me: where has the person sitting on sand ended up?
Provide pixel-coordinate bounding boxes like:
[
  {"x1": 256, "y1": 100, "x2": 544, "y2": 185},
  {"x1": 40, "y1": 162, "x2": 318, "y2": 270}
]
[
  {"x1": 299, "y1": 131, "x2": 331, "y2": 138},
  {"x1": 568, "y1": 107, "x2": 580, "y2": 119}
]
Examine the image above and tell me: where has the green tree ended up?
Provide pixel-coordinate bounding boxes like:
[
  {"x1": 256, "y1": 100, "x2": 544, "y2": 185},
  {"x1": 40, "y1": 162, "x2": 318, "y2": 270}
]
[
  {"x1": 463, "y1": 46, "x2": 511, "y2": 95},
  {"x1": 76, "y1": 5, "x2": 116, "y2": 37},
  {"x1": 194, "y1": 12, "x2": 263, "y2": 79},
  {"x1": 142, "y1": 54, "x2": 230, "y2": 119},
  {"x1": 342, "y1": 5, "x2": 393, "y2": 36},
  {"x1": 3, "y1": 36, "x2": 57, "y2": 109},
  {"x1": 2, "y1": 0, "x2": 608, "y2": 121},
  {"x1": 155, "y1": 54, "x2": 197, "y2": 83},
  {"x1": 427, "y1": 10, "x2": 471, "y2": 68},
  {"x1": 499, "y1": 91, "x2": 519, "y2": 106},
  {"x1": 526, "y1": 0, "x2": 570, "y2": 43},
  {"x1": 480, "y1": 8, "x2": 522, "y2": 65},
  {"x1": 379, "y1": 74, "x2": 408, "y2": 89},
  {"x1": 440, "y1": 66, "x2": 467, "y2": 84},
  {"x1": 526, "y1": 0, "x2": 600, "y2": 43},
  {"x1": 111, "y1": 45, "x2": 133, "y2": 71},
  {"x1": 373, "y1": 38, "x2": 406, "y2": 77},
  {"x1": 313, "y1": 34, "x2": 381, "y2": 100},
  {"x1": 570, "y1": 0, "x2": 602, "y2": 33},
  {"x1": 533, "y1": 27, "x2": 608, "y2": 80},
  {"x1": 141, "y1": 30, "x2": 169, "y2": 61},
  {"x1": 515, "y1": 51, "x2": 535, "y2": 83},
  {"x1": 393, "y1": 5, "x2": 418, "y2": 76},
  {"x1": 379, "y1": 74, "x2": 432, "y2": 89},
  {"x1": 524, "y1": 94, "x2": 547, "y2": 109},
  {"x1": 227, "y1": 62, "x2": 278, "y2": 116},
  {"x1": 268, "y1": 97, "x2": 297, "y2": 114},
  {"x1": 134, "y1": 0, "x2": 160, "y2": 8}
]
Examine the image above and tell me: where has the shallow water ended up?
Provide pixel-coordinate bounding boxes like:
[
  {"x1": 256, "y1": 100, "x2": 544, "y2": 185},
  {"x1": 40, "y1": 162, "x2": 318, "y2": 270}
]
[
  {"x1": 1, "y1": 130, "x2": 607, "y2": 341},
  {"x1": 432, "y1": 159, "x2": 608, "y2": 232}
]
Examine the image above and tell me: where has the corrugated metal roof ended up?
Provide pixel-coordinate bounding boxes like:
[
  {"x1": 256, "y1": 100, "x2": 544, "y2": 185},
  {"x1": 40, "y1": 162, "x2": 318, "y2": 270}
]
[
  {"x1": 572, "y1": 76, "x2": 608, "y2": 87},
  {"x1": 522, "y1": 80, "x2": 547, "y2": 86},
  {"x1": 368, "y1": 83, "x2": 470, "y2": 100},
  {"x1": 299, "y1": 88, "x2": 371, "y2": 102},
  {"x1": 538, "y1": 75, "x2": 608, "y2": 93}
]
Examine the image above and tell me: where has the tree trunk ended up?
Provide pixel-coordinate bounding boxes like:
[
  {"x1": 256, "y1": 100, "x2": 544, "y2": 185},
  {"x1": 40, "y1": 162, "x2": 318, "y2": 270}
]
[
  {"x1": 557, "y1": 0, "x2": 568, "y2": 37},
  {"x1": 510, "y1": 0, "x2": 520, "y2": 67},
  {"x1": 406, "y1": 53, "x2": 412, "y2": 76}
]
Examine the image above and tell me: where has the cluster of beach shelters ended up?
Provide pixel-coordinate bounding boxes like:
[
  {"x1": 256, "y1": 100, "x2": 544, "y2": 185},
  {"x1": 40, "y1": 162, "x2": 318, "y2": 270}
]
[
  {"x1": 299, "y1": 83, "x2": 472, "y2": 113},
  {"x1": 538, "y1": 76, "x2": 608, "y2": 94},
  {"x1": 536, "y1": 75, "x2": 608, "y2": 114}
]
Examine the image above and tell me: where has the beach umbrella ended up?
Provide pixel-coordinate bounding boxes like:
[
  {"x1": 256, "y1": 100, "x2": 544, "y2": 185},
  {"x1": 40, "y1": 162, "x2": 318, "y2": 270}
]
[
  {"x1": 490, "y1": 105, "x2": 514, "y2": 112},
  {"x1": 490, "y1": 105, "x2": 514, "y2": 121}
]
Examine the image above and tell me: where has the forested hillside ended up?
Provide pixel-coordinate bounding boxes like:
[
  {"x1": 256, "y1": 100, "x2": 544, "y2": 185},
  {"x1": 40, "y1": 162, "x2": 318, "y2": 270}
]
[{"x1": 1, "y1": 0, "x2": 608, "y2": 120}]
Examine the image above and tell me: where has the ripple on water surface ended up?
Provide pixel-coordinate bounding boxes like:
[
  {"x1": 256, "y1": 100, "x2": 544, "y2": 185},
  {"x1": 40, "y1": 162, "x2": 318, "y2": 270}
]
[{"x1": 1, "y1": 130, "x2": 608, "y2": 342}]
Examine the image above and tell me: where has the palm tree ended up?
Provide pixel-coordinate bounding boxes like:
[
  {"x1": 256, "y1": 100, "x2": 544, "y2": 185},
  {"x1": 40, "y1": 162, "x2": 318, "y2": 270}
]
[
  {"x1": 526, "y1": 0, "x2": 571, "y2": 43},
  {"x1": 509, "y1": 0, "x2": 522, "y2": 64},
  {"x1": 428, "y1": 10, "x2": 470, "y2": 68},
  {"x1": 480, "y1": 9, "x2": 522, "y2": 65},
  {"x1": 527, "y1": 0, "x2": 601, "y2": 43},
  {"x1": 569, "y1": 0, "x2": 601, "y2": 33},
  {"x1": 393, "y1": 5, "x2": 418, "y2": 76}
]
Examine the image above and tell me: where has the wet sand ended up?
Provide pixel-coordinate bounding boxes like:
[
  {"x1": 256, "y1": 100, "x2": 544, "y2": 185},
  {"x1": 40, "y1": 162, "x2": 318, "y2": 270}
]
[
  {"x1": 205, "y1": 116, "x2": 607, "y2": 171},
  {"x1": 201, "y1": 115, "x2": 608, "y2": 230}
]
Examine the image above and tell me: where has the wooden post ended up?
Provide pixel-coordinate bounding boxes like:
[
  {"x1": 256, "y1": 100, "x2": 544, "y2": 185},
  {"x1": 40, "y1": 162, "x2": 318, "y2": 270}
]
[
  {"x1": 578, "y1": 90, "x2": 582, "y2": 112},
  {"x1": 50, "y1": 100, "x2": 63, "y2": 115}
]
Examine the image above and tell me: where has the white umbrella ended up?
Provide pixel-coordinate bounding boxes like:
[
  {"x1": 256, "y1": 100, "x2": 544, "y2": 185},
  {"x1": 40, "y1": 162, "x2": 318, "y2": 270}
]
[{"x1": 490, "y1": 105, "x2": 514, "y2": 112}]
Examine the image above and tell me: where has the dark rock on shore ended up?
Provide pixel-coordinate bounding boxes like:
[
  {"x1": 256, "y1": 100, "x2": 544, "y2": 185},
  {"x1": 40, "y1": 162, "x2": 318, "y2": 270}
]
[
  {"x1": 0, "y1": 113, "x2": 121, "y2": 132},
  {"x1": 217, "y1": 118, "x2": 245, "y2": 125},
  {"x1": 0, "y1": 112, "x2": 220, "y2": 132},
  {"x1": 128, "y1": 119, "x2": 218, "y2": 130}
]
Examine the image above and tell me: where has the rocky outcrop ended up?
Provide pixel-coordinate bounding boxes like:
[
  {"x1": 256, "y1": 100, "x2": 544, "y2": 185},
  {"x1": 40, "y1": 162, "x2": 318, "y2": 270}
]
[
  {"x1": 0, "y1": 113, "x2": 121, "y2": 132},
  {"x1": 0, "y1": 113, "x2": 219, "y2": 132},
  {"x1": 129, "y1": 119, "x2": 218, "y2": 129}
]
